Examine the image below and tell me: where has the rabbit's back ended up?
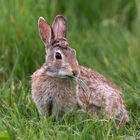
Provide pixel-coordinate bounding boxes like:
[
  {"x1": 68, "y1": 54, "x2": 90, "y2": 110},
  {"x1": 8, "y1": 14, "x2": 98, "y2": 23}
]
[{"x1": 77, "y1": 66, "x2": 129, "y2": 122}]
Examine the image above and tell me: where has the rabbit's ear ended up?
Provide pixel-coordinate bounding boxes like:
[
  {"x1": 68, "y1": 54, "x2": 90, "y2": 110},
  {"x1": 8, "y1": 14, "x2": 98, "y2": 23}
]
[
  {"x1": 52, "y1": 15, "x2": 67, "y2": 39},
  {"x1": 38, "y1": 17, "x2": 52, "y2": 47}
]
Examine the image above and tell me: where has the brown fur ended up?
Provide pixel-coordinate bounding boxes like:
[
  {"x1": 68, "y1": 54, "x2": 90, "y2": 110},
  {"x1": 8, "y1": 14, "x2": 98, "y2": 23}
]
[
  {"x1": 31, "y1": 15, "x2": 129, "y2": 123},
  {"x1": 32, "y1": 68, "x2": 77, "y2": 116}
]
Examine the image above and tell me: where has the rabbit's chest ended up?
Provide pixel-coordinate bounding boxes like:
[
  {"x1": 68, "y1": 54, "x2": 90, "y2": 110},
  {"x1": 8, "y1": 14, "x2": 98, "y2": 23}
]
[
  {"x1": 43, "y1": 80, "x2": 77, "y2": 115},
  {"x1": 32, "y1": 75, "x2": 77, "y2": 115}
]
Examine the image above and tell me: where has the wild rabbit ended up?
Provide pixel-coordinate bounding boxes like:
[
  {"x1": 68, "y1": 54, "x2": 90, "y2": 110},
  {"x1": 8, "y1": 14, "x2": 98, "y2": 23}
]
[{"x1": 31, "y1": 15, "x2": 129, "y2": 123}]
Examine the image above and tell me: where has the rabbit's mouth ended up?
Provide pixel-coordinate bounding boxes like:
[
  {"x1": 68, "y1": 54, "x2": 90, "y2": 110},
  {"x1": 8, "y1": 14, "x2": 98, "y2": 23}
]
[
  {"x1": 58, "y1": 70, "x2": 80, "y2": 78},
  {"x1": 46, "y1": 70, "x2": 79, "y2": 79},
  {"x1": 44, "y1": 64, "x2": 80, "y2": 78},
  {"x1": 46, "y1": 71, "x2": 71, "y2": 78}
]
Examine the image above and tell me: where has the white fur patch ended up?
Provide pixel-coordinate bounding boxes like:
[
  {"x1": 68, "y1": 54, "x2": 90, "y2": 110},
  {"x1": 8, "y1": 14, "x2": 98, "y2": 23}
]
[
  {"x1": 46, "y1": 71, "x2": 72, "y2": 78},
  {"x1": 58, "y1": 70, "x2": 73, "y2": 77},
  {"x1": 46, "y1": 71, "x2": 58, "y2": 77}
]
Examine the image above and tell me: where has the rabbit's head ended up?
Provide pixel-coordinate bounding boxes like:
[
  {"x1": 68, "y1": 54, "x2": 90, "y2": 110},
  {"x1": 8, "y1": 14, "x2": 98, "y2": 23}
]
[{"x1": 38, "y1": 15, "x2": 80, "y2": 78}]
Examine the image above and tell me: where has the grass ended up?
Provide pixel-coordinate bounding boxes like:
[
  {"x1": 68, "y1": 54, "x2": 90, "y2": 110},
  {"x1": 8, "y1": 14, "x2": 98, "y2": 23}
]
[{"x1": 0, "y1": 0, "x2": 140, "y2": 139}]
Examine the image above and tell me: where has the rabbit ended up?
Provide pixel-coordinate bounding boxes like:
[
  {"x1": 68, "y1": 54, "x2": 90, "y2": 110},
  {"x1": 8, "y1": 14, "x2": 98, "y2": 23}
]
[{"x1": 31, "y1": 15, "x2": 129, "y2": 123}]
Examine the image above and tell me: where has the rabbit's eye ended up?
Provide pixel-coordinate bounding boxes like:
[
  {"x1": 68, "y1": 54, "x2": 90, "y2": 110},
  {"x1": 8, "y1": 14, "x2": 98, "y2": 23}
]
[{"x1": 55, "y1": 52, "x2": 62, "y2": 60}]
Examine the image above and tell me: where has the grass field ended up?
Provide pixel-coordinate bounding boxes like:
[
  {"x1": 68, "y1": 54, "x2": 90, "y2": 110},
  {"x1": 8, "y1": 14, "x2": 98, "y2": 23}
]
[{"x1": 0, "y1": 0, "x2": 140, "y2": 139}]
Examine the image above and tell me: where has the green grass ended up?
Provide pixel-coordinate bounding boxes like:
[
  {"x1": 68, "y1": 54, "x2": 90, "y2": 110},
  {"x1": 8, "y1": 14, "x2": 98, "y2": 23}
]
[{"x1": 0, "y1": 0, "x2": 140, "y2": 139}]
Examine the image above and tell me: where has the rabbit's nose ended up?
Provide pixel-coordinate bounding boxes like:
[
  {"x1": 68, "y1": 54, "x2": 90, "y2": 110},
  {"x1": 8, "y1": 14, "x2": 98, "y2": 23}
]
[{"x1": 72, "y1": 70, "x2": 79, "y2": 76}]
